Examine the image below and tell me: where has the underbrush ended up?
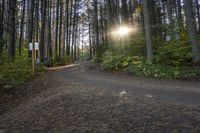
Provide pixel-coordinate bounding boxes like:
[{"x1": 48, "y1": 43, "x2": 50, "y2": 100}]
[
  {"x1": 0, "y1": 52, "x2": 42, "y2": 95},
  {"x1": 53, "y1": 56, "x2": 72, "y2": 67},
  {"x1": 101, "y1": 51, "x2": 200, "y2": 80}
]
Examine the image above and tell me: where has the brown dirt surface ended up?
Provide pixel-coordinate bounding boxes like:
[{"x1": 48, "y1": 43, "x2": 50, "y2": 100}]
[{"x1": 0, "y1": 62, "x2": 200, "y2": 133}]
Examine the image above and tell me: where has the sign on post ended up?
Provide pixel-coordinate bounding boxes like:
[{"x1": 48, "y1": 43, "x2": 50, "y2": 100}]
[
  {"x1": 29, "y1": 42, "x2": 39, "y2": 51},
  {"x1": 166, "y1": 35, "x2": 171, "y2": 42}
]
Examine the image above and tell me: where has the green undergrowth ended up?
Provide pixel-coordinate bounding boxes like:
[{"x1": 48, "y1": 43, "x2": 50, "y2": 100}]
[
  {"x1": 52, "y1": 55, "x2": 74, "y2": 67},
  {"x1": 100, "y1": 51, "x2": 200, "y2": 80},
  {"x1": 0, "y1": 52, "x2": 44, "y2": 95}
]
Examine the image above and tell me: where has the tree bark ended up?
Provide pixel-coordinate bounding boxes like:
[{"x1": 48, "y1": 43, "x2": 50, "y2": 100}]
[
  {"x1": 143, "y1": 0, "x2": 153, "y2": 61},
  {"x1": 19, "y1": 0, "x2": 26, "y2": 56},
  {"x1": 8, "y1": 0, "x2": 17, "y2": 57},
  {"x1": 27, "y1": 0, "x2": 35, "y2": 57},
  {"x1": 195, "y1": 0, "x2": 200, "y2": 33},
  {"x1": 40, "y1": 0, "x2": 47, "y2": 61},
  {"x1": 0, "y1": 0, "x2": 5, "y2": 54},
  {"x1": 55, "y1": 0, "x2": 60, "y2": 60},
  {"x1": 184, "y1": 0, "x2": 200, "y2": 63},
  {"x1": 59, "y1": 0, "x2": 63, "y2": 60},
  {"x1": 93, "y1": 0, "x2": 99, "y2": 55}
]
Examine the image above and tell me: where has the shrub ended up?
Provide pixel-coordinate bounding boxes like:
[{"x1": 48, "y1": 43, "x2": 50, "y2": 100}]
[
  {"x1": 155, "y1": 31, "x2": 193, "y2": 66},
  {"x1": 0, "y1": 53, "x2": 33, "y2": 95},
  {"x1": 93, "y1": 42, "x2": 109, "y2": 63},
  {"x1": 101, "y1": 50, "x2": 133, "y2": 71},
  {"x1": 123, "y1": 33, "x2": 145, "y2": 57},
  {"x1": 155, "y1": 40, "x2": 192, "y2": 66},
  {"x1": 128, "y1": 62, "x2": 200, "y2": 80},
  {"x1": 100, "y1": 50, "x2": 200, "y2": 80},
  {"x1": 53, "y1": 55, "x2": 72, "y2": 67}
]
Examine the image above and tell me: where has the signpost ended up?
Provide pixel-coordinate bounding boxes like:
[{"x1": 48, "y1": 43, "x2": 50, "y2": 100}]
[
  {"x1": 29, "y1": 42, "x2": 39, "y2": 74},
  {"x1": 166, "y1": 35, "x2": 171, "y2": 42},
  {"x1": 29, "y1": 42, "x2": 39, "y2": 51}
]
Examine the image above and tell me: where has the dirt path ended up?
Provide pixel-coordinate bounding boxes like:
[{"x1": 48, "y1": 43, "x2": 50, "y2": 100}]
[
  {"x1": 60, "y1": 62, "x2": 200, "y2": 106},
  {"x1": 0, "y1": 61, "x2": 200, "y2": 133}
]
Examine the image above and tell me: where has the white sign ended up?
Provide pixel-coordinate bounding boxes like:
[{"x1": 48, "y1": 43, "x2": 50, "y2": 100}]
[
  {"x1": 166, "y1": 35, "x2": 171, "y2": 42},
  {"x1": 29, "y1": 42, "x2": 39, "y2": 51}
]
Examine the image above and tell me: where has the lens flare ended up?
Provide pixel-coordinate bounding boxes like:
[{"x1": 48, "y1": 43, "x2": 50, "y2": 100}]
[
  {"x1": 111, "y1": 26, "x2": 130, "y2": 36},
  {"x1": 118, "y1": 26, "x2": 129, "y2": 36}
]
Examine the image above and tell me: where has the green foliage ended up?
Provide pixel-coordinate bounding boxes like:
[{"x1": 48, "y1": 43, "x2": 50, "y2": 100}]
[
  {"x1": 155, "y1": 33, "x2": 192, "y2": 66},
  {"x1": 79, "y1": 52, "x2": 90, "y2": 61},
  {"x1": 101, "y1": 50, "x2": 200, "y2": 80},
  {"x1": 0, "y1": 53, "x2": 33, "y2": 95},
  {"x1": 101, "y1": 50, "x2": 125, "y2": 70},
  {"x1": 53, "y1": 56, "x2": 72, "y2": 67},
  {"x1": 93, "y1": 42, "x2": 109, "y2": 63},
  {"x1": 123, "y1": 33, "x2": 145, "y2": 57},
  {"x1": 128, "y1": 61, "x2": 200, "y2": 79}
]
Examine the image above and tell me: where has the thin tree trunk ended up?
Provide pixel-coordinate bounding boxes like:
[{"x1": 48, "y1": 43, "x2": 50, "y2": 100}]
[
  {"x1": 48, "y1": 0, "x2": 53, "y2": 65},
  {"x1": 94, "y1": 0, "x2": 99, "y2": 55},
  {"x1": 65, "y1": 0, "x2": 69, "y2": 56},
  {"x1": 8, "y1": 0, "x2": 17, "y2": 58},
  {"x1": 0, "y1": 0, "x2": 5, "y2": 54},
  {"x1": 28, "y1": 0, "x2": 35, "y2": 57},
  {"x1": 19, "y1": 0, "x2": 26, "y2": 56},
  {"x1": 184, "y1": 0, "x2": 200, "y2": 63},
  {"x1": 143, "y1": 0, "x2": 153, "y2": 61},
  {"x1": 195, "y1": 0, "x2": 200, "y2": 33},
  {"x1": 59, "y1": 0, "x2": 63, "y2": 60},
  {"x1": 55, "y1": 0, "x2": 60, "y2": 60},
  {"x1": 40, "y1": 0, "x2": 47, "y2": 61}
]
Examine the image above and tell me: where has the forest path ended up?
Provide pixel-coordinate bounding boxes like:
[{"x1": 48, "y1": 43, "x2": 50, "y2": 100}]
[
  {"x1": 60, "y1": 61, "x2": 200, "y2": 106},
  {"x1": 0, "y1": 61, "x2": 200, "y2": 132}
]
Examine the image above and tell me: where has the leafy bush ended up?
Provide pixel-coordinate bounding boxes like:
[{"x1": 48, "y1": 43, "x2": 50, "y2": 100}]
[
  {"x1": 0, "y1": 53, "x2": 33, "y2": 95},
  {"x1": 101, "y1": 51, "x2": 123, "y2": 70},
  {"x1": 123, "y1": 33, "x2": 145, "y2": 57},
  {"x1": 93, "y1": 42, "x2": 109, "y2": 63},
  {"x1": 155, "y1": 31, "x2": 193, "y2": 66},
  {"x1": 156, "y1": 40, "x2": 192, "y2": 66},
  {"x1": 80, "y1": 52, "x2": 90, "y2": 61},
  {"x1": 128, "y1": 61, "x2": 200, "y2": 80},
  {"x1": 134, "y1": 59, "x2": 198, "y2": 79},
  {"x1": 53, "y1": 56, "x2": 72, "y2": 67},
  {"x1": 101, "y1": 50, "x2": 200, "y2": 80}
]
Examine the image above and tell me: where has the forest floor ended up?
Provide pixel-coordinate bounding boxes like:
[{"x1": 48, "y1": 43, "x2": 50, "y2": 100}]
[{"x1": 0, "y1": 61, "x2": 200, "y2": 133}]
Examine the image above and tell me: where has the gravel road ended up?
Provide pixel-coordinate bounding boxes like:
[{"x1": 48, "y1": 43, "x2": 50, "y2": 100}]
[{"x1": 0, "y1": 61, "x2": 200, "y2": 133}]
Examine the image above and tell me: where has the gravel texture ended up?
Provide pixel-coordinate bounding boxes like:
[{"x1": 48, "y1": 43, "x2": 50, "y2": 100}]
[{"x1": 0, "y1": 62, "x2": 200, "y2": 133}]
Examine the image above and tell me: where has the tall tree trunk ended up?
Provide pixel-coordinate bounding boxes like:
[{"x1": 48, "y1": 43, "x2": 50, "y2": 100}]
[
  {"x1": 48, "y1": 0, "x2": 53, "y2": 65},
  {"x1": 27, "y1": 0, "x2": 35, "y2": 57},
  {"x1": 55, "y1": 0, "x2": 60, "y2": 60},
  {"x1": 177, "y1": 0, "x2": 183, "y2": 28},
  {"x1": 8, "y1": 0, "x2": 17, "y2": 57},
  {"x1": 40, "y1": 0, "x2": 47, "y2": 61},
  {"x1": 166, "y1": 0, "x2": 174, "y2": 39},
  {"x1": 0, "y1": 0, "x2": 5, "y2": 54},
  {"x1": 89, "y1": 23, "x2": 92, "y2": 59},
  {"x1": 93, "y1": 0, "x2": 99, "y2": 55},
  {"x1": 68, "y1": 0, "x2": 74, "y2": 58},
  {"x1": 63, "y1": 0, "x2": 68, "y2": 57},
  {"x1": 196, "y1": 0, "x2": 200, "y2": 33},
  {"x1": 143, "y1": 0, "x2": 153, "y2": 61},
  {"x1": 162, "y1": 1, "x2": 167, "y2": 39},
  {"x1": 65, "y1": 0, "x2": 69, "y2": 56},
  {"x1": 121, "y1": 0, "x2": 128, "y2": 24},
  {"x1": 71, "y1": 0, "x2": 77, "y2": 60},
  {"x1": 59, "y1": 0, "x2": 63, "y2": 60},
  {"x1": 19, "y1": 0, "x2": 26, "y2": 56},
  {"x1": 35, "y1": 0, "x2": 40, "y2": 42},
  {"x1": 184, "y1": 0, "x2": 200, "y2": 63}
]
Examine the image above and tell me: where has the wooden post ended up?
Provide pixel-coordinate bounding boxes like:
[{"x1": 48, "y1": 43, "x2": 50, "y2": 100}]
[
  {"x1": 32, "y1": 33, "x2": 35, "y2": 74},
  {"x1": 32, "y1": 10, "x2": 35, "y2": 74}
]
